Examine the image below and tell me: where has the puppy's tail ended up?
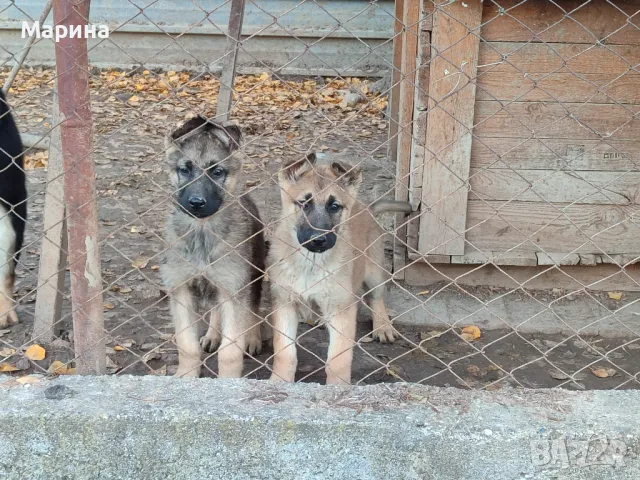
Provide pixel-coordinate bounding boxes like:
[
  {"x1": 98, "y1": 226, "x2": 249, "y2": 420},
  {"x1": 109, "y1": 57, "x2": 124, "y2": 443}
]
[{"x1": 370, "y1": 199, "x2": 413, "y2": 215}]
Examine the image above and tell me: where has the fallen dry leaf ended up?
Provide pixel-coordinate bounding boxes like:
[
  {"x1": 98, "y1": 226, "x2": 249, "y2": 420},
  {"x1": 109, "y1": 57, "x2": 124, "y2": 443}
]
[
  {"x1": 461, "y1": 325, "x2": 481, "y2": 340},
  {"x1": 608, "y1": 292, "x2": 622, "y2": 300},
  {"x1": 0, "y1": 363, "x2": 19, "y2": 372},
  {"x1": 591, "y1": 367, "x2": 617, "y2": 378},
  {"x1": 385, "y1": 367, "x2": 403, "y2": 380},
  {"x1": 359, "y1": 336, "x2": 374, "y2": 343},
  {"x1": 0, "y1": 347, "x2": 15, "y2": 357},
  {"x1": 549, "y1": 370, "x2": 570, "y2": 381},
  {"x1": 113, "y1": 345, "x2": 126, "y2": 352},
  {"x1": 48, "y1": 360, "x2": 67, "y2": 375},
  {"x1": 417, "y1": 290, "x2": 430, "y2": 295},
  {"x1": 16, "y1": 376, "x2": 40, "y2": 385},
  {"x1": 103, "y1": 303, "x2": 115, "y2": 310},
  {"x1": 48, "y1": 360, "x2": 75, "y2": 375},
  {"x1": 119, "y1": 287, "x2": 133, "y2": 294},
  {"x1": 25, "y1": 344, "x2": 46, "y2": 361},
  {"x1": 142, "y1": 352, "x2": 161, "y2": 363},
  {"x1": 24, "y1": 150, "x2": 49, "y2": 169},
  {"x1": 106, "y1": 356, "x2": 119, "y2": 374},
  {"x1": 151, "y1": 265, "x2": 160, "y2": 271},
  {"x1": 132, "y1": 256, "x2": 150, "y2": 269},
  {"x1": 467, "y1": 365, "x2": 485, "y2": 378},
  {"x1": 151, "y1": 365, "x2": 167, "y2": 376}
]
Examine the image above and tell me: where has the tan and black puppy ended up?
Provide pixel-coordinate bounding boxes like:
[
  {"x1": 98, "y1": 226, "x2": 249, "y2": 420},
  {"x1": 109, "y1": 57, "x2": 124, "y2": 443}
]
[
  {"x1": 267, "y1": 153, "x2": 411, "y2": 385},
  {"x1": 161, "y1": 116, "x2": 266, "y2": 378}
]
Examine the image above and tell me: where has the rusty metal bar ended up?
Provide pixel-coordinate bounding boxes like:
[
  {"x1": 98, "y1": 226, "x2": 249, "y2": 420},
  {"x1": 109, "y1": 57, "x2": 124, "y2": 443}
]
[
  {"x1": 52, "y1": 0, "x2": 105, "y2": 375},
  {"x1": 215, "y1": 0, "x2": 245, "y2": 121}
]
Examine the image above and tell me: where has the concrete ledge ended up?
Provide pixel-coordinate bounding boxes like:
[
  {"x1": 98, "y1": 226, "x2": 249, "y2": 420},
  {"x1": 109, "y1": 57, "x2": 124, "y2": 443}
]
[{"x1": 0, "y1": 376, "x2": 639, "y2": 479}]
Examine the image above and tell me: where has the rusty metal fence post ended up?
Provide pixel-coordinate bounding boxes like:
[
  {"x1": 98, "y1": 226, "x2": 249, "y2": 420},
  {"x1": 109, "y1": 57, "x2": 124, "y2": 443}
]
[
  {"x1": 216, "y1": 0, "x2": 245, "y2": 122},
  {"x1": 52, "y1": 0, "x2": 105, "y2": 375}
]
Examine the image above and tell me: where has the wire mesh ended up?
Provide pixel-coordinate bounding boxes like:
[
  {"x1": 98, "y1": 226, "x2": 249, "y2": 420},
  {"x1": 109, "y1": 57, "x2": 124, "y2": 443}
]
[{"x1": 0, "y1": 0, "x2": 639, "y2": 390}]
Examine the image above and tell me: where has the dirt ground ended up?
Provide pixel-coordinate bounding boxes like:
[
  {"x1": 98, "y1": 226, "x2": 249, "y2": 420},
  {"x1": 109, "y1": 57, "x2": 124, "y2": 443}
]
[{"x1": 2, "y1": 67, "x2": 640, "y2": 390}]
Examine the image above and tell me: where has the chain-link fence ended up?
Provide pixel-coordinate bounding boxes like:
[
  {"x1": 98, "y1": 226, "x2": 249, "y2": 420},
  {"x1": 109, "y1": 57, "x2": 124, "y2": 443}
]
[{"x1": 1, "y1": 0, "x2": 639, "y2": 390}]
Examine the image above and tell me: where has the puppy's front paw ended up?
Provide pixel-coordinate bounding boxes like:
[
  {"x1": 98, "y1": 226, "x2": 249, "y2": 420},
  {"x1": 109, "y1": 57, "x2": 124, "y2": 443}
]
[
  {"x1": 245, "y1": 329, "x2": 263, "y2": 356},
  {"x1": 200, "y1": 332, "x2": 220, "y2": 353},
  {"x1": 173, "y1": 365, "x2": 200, "y2": 378},
  {"x1": 0, "y1": 306, "x2": 18, "y2": 329},
  {"x1": 372, "y1": 323, "x2": 397, "y2": 344},
  {"x1": 269, "y1": 372, "x2": 293, "y2": 383}
]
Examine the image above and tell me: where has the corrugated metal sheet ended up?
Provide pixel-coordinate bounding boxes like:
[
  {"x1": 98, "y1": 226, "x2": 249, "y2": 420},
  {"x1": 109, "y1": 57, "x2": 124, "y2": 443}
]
[{"x1": 0, "y1": 0, "x2": 395, "y2": 76}]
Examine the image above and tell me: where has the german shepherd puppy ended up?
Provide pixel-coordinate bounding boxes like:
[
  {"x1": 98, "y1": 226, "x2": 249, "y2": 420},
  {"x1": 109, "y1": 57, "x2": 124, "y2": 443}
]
[
  {"x1": 161, "y1": 116, "x2": 266, "y2": 378},
  {"x1": 267, "y1": 153, "x2": 411, "y2": 385},
  {"x1": 0, "y1": 90, "x2": 26, "y2": 329}
]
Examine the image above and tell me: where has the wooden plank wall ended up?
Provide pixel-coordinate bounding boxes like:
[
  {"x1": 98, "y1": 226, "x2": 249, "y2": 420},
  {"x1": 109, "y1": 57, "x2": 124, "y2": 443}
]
[{"x1": 410, "y1": 0, "x2": 640, "y2": 268}]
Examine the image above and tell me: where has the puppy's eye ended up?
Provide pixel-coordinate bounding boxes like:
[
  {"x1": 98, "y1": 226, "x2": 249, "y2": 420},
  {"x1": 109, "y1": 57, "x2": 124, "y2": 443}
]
[
  {"x1": 211, "y1": 166, "x2": 225, "y2": 177},
  {"x1": 329, "y1": 202, "x2": 342, "y2": 213},
  {"x1": 178, "y1": 165, "x2": 190, "y2": 175}
]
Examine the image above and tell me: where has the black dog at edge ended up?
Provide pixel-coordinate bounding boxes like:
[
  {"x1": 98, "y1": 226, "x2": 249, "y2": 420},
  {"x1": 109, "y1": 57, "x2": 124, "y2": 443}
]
[{"x1": 0, "y1": 89, "x2": 26, "y2": 327}]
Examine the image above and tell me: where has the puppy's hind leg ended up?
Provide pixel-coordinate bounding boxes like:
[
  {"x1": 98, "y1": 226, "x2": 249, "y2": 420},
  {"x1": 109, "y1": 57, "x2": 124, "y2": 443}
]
[
  {"x1": 0, "y1": 209, "x2": 18, "y2": 328},
  {"x1": 244, "y1": 311, "x2": 263, "y2": 356},
  {"x1": 200, "y1": 307, "x2": 221, "y2": 353},
  {"x1": 171, "y1": 284, "x2": 202, "y2": 378}
]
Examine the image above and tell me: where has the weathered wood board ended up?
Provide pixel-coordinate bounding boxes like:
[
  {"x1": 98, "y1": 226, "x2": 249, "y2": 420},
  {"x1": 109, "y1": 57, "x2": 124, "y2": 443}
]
[
  {"x1": 391, "y1": 0, "x2": 407, "y2": 279},
  {"x1": 476, "y1": 42, "x2": 640, "y2": 104},
  {"x1": 396, "y1": 0, "x2": 421, "y2": 202},
  {"x1": 408, "y1": 29, "x2": 431, "y2": 209},
  {"x1": 470, "y1": 138, "x2": 640, "y2": 171},
  {"x1": 481, "y1": 0, "x2": 640, "y2": 45},
  {"x1": 417, "y1": 0, "x2": 483, "y2": 255},
  {"x1": 474, "y1": 101, "x2": 640, "y2": 140},
  {"x1": 451, "y1": 250, "x2": 537, "y2": 266},
  {"x1": 469, "y1": 169, "x2": 640, "y2": 205},
  {"x1": 403, "y1": 262, "x2": 640, "y2": 292},
  {"x1": 466, "y1": 200, "x2": 640, "y2": 254}
]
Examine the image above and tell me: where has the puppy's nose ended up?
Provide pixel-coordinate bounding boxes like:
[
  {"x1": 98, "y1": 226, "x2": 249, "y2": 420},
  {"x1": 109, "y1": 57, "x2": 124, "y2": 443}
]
[
  {"x1": 310, "y1": 235, "x2": 327, "y2": 247},
  {"x1": 189, "y1": 196, "x2": 206, "y2": 209}
]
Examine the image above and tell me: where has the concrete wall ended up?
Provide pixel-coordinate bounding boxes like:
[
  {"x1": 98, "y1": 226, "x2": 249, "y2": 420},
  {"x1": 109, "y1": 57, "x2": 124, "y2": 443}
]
[
  {"x1": 1, "y1": 375, "x2": 639, "y2": 479},
  {"x1": 0, "y1": 0, "x2": 395, "y2": 75}
]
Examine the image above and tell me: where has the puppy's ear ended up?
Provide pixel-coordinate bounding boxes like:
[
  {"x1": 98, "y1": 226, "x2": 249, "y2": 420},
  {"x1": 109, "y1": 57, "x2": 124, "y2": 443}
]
[
  {"x1": 167, "y1": 116, "x2": 242, "y2": 152},
  {"x1": 330, "y1": 160, "x2": 362, "y2": 189},
  {"x1": 169, "y1": 115, "x2": 208, "y2": 143},
  {"x1": 279, "y1": 151, "x2": 317, "y2": 183},
  {"x1": 209, "y1": 122, "x2": 242, "y2": 152}
]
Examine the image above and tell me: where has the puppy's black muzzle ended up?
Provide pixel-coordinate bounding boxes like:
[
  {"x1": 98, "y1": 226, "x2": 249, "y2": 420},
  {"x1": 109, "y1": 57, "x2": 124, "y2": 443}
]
[
  {"x1": 179, "y1": 193, "x2": 222, "y2": 218},
  {"x1": 297, "y1": 229, "x2": 337, "y2": 253}
]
